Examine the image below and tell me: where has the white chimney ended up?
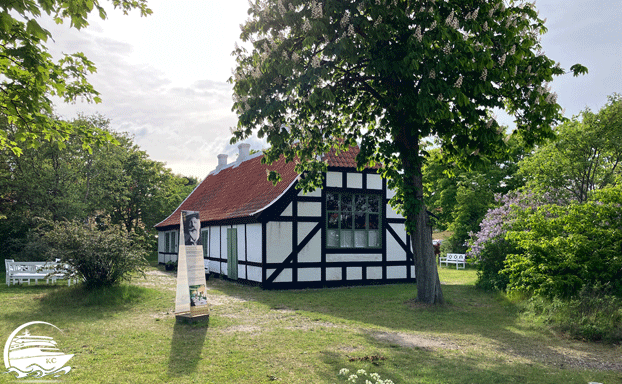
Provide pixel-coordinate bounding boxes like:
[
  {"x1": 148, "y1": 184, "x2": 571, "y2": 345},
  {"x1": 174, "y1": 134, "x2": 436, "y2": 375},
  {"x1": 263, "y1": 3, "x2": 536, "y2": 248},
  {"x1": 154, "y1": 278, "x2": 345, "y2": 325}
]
[
  {"x1": 217, "y1": 154, "x2": 228, "y2": 169},
  {"x1": 238, "y1": 143, "x2": 251, "y2": 162}
]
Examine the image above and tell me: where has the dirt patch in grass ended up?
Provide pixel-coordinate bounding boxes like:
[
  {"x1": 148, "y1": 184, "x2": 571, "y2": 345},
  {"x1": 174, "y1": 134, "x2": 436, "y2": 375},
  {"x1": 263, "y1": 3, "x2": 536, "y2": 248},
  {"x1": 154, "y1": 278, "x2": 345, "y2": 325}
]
[{"x1": 371, "y1": 331, "x2": 461, "y2": 350}]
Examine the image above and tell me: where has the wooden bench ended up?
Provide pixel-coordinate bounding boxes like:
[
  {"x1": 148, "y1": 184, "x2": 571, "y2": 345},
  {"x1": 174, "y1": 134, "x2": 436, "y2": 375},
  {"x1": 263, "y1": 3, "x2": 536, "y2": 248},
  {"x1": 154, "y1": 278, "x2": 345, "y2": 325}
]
[
  {"x1": 5, "y1": 259, "x2": 77, "y2": 286},
  {"x1": 439, "y1": 253, "x2": 466, "y2": 269}
]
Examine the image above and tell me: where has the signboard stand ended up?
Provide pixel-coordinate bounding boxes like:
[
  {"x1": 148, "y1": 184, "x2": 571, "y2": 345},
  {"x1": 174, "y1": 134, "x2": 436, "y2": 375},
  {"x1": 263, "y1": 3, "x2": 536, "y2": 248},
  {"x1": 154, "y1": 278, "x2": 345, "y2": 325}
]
[{"x1": 175, "y1": 211, "x2": 210, "y2": 325}]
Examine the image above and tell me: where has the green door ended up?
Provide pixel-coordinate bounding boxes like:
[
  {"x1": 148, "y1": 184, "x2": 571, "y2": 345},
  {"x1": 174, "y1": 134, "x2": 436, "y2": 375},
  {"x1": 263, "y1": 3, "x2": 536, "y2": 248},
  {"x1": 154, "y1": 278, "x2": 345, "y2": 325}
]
[{"x1": 227, "y1": 228, "x2": 238, "y2": 280}]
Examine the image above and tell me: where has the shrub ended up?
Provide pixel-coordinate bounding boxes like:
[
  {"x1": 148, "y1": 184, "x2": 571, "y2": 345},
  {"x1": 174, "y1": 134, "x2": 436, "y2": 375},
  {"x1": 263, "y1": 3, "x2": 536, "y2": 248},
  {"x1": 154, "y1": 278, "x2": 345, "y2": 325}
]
[
  {"x1": 467, "y1": 191, "x2": 537, "y2": 290},
  {"x1": 40, "y1": 218, "x2": 148, "y2": 288},
  {"x1": 525, "y1": 285, "x2": 622, "y2": 343},
  {"x1": 505, "y1": 186, "x2": 622, "y2": 299}
]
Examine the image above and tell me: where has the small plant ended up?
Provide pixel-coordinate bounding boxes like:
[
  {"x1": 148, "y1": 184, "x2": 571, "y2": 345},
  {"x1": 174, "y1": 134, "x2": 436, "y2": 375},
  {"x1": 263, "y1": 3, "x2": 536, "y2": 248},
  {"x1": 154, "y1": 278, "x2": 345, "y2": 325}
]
[
  {"x1": 165, "y1": 260, "x2": 178, "y2": 271},
  {"x1": 337, "y1": 368, "x2": 394, "y2": 384}
]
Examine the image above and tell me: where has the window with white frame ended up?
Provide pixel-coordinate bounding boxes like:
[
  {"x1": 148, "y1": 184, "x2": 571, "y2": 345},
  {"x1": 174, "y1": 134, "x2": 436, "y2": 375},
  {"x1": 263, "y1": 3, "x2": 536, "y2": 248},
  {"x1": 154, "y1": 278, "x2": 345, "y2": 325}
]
[{"x1": 326, "y1": 193, "x2": 381, "y2": 248}]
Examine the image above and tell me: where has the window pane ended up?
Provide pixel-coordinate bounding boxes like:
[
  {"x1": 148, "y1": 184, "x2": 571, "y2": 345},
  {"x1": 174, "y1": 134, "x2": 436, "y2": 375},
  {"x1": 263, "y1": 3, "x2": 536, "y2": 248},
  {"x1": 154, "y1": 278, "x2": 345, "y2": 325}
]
[
  {"x1": 354, "y1": 231, "x2": 367, "y2": 248},
  {"x1": 327, "y1": 213, "x2": 340, "y2": 229},
  {"x1": 354, "y1": 213, "x2": 366, "y2": 229},
  {"x1": 368, "y1": 195, "x2": 380, "y2": 212},
  {"x1": 327, "y1": 229, "x2": 340, "y2": 247},
  {"x1": 369, "y1": 214, "x2": 379, "y2": 229},
  {"x1": 341, "y1": 213, "x2": 353, "y2": 229},
  {"x1": 165, "y1": 233, "x2": 170, "y2": 252},
  {"x1": 355, "y1": 195, "x2": 367, "y2": 212},
  {"x1": 326, "y1": 193, "x2": 339, "y2": 211},
  {"x1": 369, "y1": 230, "x2": 380, "y2": 247},
  {"x1": 340, "y1": 231, "x2": 353, "y2": 248},
  {"x1": 341, "y1": 194, "x2": 353, "y2": 212}
]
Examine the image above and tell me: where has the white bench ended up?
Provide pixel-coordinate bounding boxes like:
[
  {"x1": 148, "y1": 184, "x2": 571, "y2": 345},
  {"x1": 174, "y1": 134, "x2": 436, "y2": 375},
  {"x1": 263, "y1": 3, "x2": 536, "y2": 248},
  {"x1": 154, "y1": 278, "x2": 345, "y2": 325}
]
[
  {"x1": 5, "y1": 259, "x2": 77, "y2": 286},
  {"x1": 439, "y1": 253, "x2": 466, "y2": 269}
]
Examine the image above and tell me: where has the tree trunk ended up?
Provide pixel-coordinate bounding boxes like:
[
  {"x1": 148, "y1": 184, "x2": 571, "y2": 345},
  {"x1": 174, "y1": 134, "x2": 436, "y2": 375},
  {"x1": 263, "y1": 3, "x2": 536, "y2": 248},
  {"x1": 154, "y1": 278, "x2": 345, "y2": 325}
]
[{"x1": 397, "y1": 127, "x2": 445, "y2": 304}]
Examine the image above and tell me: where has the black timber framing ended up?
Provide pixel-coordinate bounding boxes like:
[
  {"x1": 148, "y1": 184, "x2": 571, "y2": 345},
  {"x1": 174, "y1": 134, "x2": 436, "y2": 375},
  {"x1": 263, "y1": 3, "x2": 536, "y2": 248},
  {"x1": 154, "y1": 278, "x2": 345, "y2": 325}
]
[{"x1": 157, "y1": 167, "x2": 416, "y2": 288}]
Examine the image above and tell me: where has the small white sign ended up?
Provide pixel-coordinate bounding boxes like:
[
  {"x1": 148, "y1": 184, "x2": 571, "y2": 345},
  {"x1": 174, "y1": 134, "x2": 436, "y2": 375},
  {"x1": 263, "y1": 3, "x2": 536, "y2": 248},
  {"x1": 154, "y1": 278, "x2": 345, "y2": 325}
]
[{"x1": 3, "y1": 321, "x2": 73, "y2": 379}]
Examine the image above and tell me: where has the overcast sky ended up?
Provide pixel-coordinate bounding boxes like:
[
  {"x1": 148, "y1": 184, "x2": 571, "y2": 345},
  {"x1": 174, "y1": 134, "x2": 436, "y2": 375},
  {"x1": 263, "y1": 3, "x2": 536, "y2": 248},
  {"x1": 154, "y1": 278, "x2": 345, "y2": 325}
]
[{"x1": 46, "y1": 0, "x2": 621, "y2": 179}]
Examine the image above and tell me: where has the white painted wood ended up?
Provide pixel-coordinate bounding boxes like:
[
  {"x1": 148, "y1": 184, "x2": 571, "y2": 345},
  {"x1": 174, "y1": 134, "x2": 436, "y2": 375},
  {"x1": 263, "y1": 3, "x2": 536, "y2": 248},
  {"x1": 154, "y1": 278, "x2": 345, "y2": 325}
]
[
  {"x1": 236, "y1": 224, "x2": 246, "y2": 262},
  {"x1": 367, "y1": 266, "x2": 383, "y2": 279},
  {"x1": 266, "y1": 222, "x2": 293, "y2": 263},
  {"x1": 347, "y1": 267, "x2": 362, "y2": 280},
  {"x1": 298, "y1": 188, "x2": 321, "y2": 197},
  {"x1": 386, "y1": 203, "x2": 404, "y2": 219},
  {"x1": 237, "y1": 264, "x2": 246, "y2": 279},
  {"x1": 298, "y1": 231, "x2": 321, "y2": 263},
  {"x1": 386, "y1": 187, "x2": 397, "y2": 199},
  {"x1": 326, "y1": 254, "x2": 382, "y2": 263},
  {"x1": 281, "y1": 202, "x2": 293, "y2": 216},
  {"x1": 346, "y1": 172, "x2": 362, "y2": 189},
  {"x1": 367, "y1": 174, "x2": 382, "y2": 190},
  {"x1": 386, "y1": 223, "x2": 407, "y2": 261},
  {"x1": 297, "y1": 222, "x2": 316, "y2": 243},
  {"x1": 297, "y1": 201, "x2": 321, "y2": 216},
  {"x1": 247, "y1": 266, "x2": 262, "y2": 282},
  {"x1": 268, "y1": 268, "x2": 292, "y2": 283},
  {"x1": 326, "y1": 267, "x2": 342, "y2": 281},
  {"x1": 246, "y1": 223, "x2": 262, "y2": 264},
  {"x1": 298, "y1": 268, "x2": 321, "y2": 282},
  {"x1": 326, "y1": 171, "x2": 342, "y2": 187},
  {"x1": 387, "y1": 265, "x2": 407, "y2": 279},
  {"x1": 209, "y1": 260, "x2": 220, "y2": 274}
]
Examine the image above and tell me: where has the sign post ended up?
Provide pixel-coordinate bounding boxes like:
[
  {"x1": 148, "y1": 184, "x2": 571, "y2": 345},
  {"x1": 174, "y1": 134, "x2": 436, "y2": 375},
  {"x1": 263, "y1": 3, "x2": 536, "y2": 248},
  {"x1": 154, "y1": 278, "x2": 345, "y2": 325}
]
[{"x1": 175, "y1": 211, "x2": 210, "y2": 324}]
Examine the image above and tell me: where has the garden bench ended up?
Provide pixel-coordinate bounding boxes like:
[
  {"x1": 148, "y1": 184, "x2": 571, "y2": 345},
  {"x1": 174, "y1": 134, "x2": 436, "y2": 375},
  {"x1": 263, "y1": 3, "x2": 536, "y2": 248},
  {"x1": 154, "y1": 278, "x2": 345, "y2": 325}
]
[
  {"x1": 439, "y1": 253, "x2": 466, "y2": 269},
  {"x1": 5, "y1": 259, "x2": 77, "y2": 286}
]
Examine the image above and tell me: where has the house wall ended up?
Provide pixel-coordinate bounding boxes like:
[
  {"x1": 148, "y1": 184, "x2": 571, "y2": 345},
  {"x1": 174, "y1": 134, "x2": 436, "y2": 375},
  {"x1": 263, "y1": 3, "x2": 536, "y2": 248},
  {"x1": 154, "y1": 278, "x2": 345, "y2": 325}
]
[
  {"x1": 261, "y1": 169, "x2": 414, "y2": 288},
  {"x1": 157, "y1": 169, "x2": 414, "y2": 289}
]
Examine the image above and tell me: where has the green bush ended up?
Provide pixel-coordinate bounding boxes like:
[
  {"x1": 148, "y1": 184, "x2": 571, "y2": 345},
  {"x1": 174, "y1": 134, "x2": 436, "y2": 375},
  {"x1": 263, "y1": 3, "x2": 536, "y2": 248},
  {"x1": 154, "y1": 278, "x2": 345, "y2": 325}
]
[
  {"x1": 504, "y1": 186, "x2": 622, "y2": 299},
  {"x1": 525, "y1": 285, "x2": 622, "y2": 343},
  {"x1": 40, "y1": 218, "x2": 148, "y2": 288},
  {"x1": 474, "y1": 239, "x2": 516, "y2": 291}
]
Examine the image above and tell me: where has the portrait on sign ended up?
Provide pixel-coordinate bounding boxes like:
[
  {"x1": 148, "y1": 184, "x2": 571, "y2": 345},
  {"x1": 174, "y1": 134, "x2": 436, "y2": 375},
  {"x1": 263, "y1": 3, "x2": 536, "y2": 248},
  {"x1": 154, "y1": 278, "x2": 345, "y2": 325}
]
[{"x1": 182, "y1": 211, "x2": 201, "y2": 246}]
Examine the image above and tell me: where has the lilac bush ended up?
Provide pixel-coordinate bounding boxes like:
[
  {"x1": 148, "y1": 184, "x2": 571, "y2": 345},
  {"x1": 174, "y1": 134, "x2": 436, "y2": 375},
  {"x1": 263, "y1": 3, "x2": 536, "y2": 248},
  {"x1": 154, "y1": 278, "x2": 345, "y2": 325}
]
[{"x1": 466, "y1": 191, "x2": 540, "y2": 290}]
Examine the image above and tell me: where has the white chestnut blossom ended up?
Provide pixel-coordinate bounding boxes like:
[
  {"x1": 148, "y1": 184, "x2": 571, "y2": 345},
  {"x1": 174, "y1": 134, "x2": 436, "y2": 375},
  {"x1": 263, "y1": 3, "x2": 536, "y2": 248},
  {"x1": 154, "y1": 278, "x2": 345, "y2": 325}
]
[
  {"x1": 429, "y1": 69, "x2": 436, "y2": 79},
  {"x1": 414, "y1": 25, "x2": 423, "y2": 42},
  {"x1": 499, "y1": 53, "x2": 506, "y2": 66},
  {"x1": 311, "y1": 55, "x2": 320, "y2": 68},
  {"x1": 454, "y1": 75, "x2": 463, "y2": 88},
  {"x1": 302, "y1": 18, "x2": 312, "y2": 32},
  {"x1": 479, "y1": 68, "x2": 487, "y2": 81},
  {"x1": 340, "y1": 12, "x2": 350, "y2": 28},
  {"x1": 483, "y1": 21, "x2": 488, "y2": 31},
  {"x1": 311, "y1": 0, "x2": 323, "y2": 19}
]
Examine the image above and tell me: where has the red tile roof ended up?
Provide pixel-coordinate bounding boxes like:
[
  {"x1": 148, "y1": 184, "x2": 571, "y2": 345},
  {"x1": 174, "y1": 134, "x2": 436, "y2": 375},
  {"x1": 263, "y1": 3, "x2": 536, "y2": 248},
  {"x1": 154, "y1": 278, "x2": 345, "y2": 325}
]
[
  {"x1": 155, "y1": 154, "x2": 299, "y2": 228},
  {"x1": 155, "y1": 145, "x2": 371, "y2": 228}
]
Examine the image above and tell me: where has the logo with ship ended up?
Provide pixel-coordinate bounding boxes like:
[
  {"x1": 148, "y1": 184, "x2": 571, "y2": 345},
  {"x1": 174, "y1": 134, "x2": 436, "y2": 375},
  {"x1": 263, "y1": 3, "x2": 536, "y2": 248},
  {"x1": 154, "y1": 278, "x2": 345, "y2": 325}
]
[{"x1": 3, "y1": 321, "x2": 73, "y2": 379}]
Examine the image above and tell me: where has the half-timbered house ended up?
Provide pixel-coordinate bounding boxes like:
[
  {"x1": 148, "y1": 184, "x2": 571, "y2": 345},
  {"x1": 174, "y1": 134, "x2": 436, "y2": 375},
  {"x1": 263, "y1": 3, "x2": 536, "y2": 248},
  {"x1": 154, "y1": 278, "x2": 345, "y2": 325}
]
[{"x1": 154, "y1": 143, "x2": 415, "y2": 288}]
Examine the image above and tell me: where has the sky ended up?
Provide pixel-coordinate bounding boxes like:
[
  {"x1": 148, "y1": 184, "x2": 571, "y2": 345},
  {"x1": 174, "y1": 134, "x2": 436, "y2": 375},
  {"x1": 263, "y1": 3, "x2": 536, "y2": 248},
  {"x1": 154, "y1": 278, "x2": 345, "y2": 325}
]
[{"x1": 44, "y1": 0, "x2": 622, "y2": 179}]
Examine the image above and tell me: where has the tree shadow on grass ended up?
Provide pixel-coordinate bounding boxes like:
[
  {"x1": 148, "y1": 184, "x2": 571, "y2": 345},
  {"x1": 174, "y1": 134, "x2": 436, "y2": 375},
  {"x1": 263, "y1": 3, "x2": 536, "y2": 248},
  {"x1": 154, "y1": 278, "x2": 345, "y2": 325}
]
[
  {"x1": 0, "y1": 283, "x2": 159, "y2": 328},
  {"x1": 167, "y1": 321, "x2": 208, "y2": 377},
  {"x1": 207, "y1": 279, "x2": 622, "y2": 374}
]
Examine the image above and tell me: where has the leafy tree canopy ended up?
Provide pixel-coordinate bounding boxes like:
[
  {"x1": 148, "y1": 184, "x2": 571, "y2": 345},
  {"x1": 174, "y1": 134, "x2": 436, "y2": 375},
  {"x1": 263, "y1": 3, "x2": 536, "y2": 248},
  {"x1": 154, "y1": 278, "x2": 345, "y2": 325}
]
[
  {"x1": 0, "y1": 0, "x2": 151, "y2": 155},
  {"x1": 518, "y1": 93, "x2": 622, "y2": 204},
  {"x1": 230, "y1": 0, "x2": 586, "y2": 303}
]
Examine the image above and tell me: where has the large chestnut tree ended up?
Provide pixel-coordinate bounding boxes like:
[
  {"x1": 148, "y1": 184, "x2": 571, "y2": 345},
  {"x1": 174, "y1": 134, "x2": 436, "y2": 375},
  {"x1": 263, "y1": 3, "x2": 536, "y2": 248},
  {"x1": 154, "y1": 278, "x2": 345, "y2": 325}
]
[{"x1": 230, "y1": 0, "x2": 586, "y2": 304}]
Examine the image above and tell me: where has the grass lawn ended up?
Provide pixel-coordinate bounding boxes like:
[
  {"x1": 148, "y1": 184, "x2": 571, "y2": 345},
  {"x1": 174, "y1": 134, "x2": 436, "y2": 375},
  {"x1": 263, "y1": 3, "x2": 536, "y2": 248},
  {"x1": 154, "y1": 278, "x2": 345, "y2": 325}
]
[{"x1": 1, "y1": 261, "x2": 620, "y2": 383}]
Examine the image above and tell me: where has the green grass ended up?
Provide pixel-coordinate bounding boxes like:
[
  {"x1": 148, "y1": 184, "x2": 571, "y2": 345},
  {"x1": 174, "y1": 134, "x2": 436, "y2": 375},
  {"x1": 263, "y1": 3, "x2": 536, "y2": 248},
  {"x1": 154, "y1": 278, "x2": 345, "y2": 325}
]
[{"x1": 0, "y1": 267, "x2": 620, "y2": 383}]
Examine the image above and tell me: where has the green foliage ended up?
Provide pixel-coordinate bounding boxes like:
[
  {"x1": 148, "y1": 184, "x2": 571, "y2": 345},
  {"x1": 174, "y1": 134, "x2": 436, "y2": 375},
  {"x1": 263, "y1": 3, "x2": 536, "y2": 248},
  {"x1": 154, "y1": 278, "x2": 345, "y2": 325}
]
[
  {"x1": 0, "y1": 115, "x2": 198, "y2": 259},
  {"x1": 517, "y1": 93, "x2": 622, "y2": 204},
  {"x1": 525, "y1": 286, "x2": 622, "y2": 343},
  {"x1": 474, "y1": 238, "x2": 515, "y2": 291},
  {"x1": 504, "y1": 184, "x2": 622, "y2": 299},
  {"x1": 0, "y1": 0, "x2": 151, "y2": 155},
  {"x1": 39, "y1": 218, "x2": 148, "y2": 288}
]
